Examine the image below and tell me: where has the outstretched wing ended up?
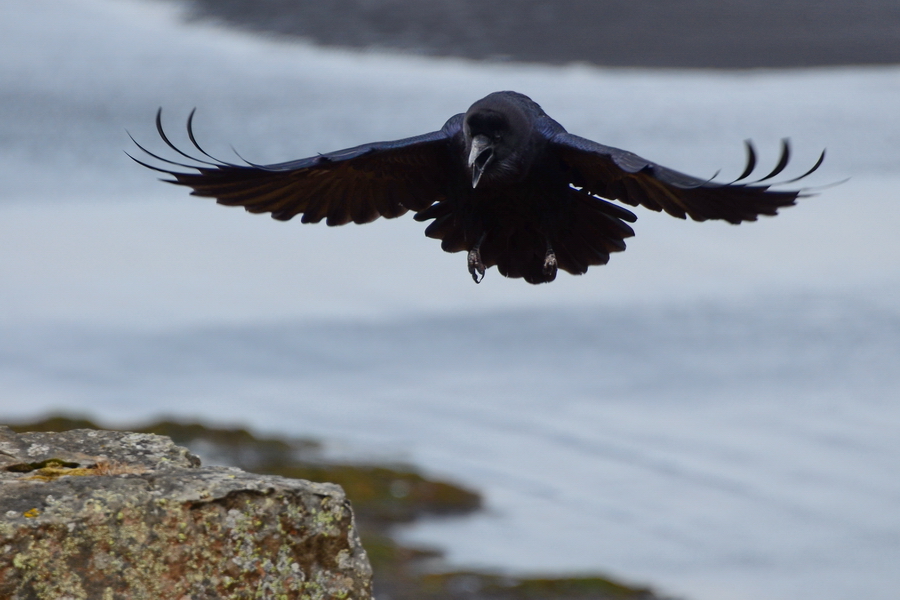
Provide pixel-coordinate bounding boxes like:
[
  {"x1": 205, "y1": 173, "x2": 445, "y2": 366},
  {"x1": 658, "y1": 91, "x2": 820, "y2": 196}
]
[
  {"x1": 551, "y1": 133, "x2": 824, "y2": 225},
  {"x1": 129, "y1": 111, "x2": 463, "y2": 226}
]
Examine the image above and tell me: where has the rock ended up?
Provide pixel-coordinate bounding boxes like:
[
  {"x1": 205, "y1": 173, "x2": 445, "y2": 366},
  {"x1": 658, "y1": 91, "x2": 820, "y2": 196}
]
[{"x1": 0, "y1": 426, "x2": 372, "y2": 600}]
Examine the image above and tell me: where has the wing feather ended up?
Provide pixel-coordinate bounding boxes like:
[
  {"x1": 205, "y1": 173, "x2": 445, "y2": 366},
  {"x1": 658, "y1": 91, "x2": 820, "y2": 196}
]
[
  {"x1": 551, "y1": 133, "x2": 822, "y2": 225},
  {"x1": 131, "y1": 111, "x2": 463, "y2": 226}
]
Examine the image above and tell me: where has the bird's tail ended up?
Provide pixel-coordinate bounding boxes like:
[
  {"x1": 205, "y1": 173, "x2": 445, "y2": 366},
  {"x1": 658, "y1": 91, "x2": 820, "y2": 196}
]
[
  {"x1": 416, "y1": 190, "x2": 635, "y2": 284},
  {"x1": 542, "y1": 188, "x2": 636, "y2": 280}
]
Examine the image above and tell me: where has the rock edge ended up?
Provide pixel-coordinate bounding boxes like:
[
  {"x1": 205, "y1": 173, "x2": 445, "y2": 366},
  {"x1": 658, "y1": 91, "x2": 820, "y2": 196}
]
[{"x1": 0, "y1": 426, "x2": 373, "y2": 600}]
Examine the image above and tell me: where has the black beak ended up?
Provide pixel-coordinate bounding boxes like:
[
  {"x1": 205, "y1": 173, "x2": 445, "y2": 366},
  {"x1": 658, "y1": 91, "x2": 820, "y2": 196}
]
[{"x1": 468, "y1": 135, "x2": 494, "y2": 188}]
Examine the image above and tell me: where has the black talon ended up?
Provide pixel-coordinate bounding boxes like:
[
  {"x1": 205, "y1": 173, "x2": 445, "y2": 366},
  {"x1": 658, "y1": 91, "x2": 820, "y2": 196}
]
[
  {"x1": 467, "y1": 234, "x2": 487, "y2": 283},
  {"x1": 468, "y1": 247, "x2": 485, "y2": 283}
]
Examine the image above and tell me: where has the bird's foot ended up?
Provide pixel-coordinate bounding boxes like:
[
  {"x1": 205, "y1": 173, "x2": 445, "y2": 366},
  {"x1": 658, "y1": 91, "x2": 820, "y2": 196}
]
[
  {"x1": 468, "y1": 247, "x2": 486, "y2": 283},
  {"x1": 543, "y1": 244, "x2": 558, "y2": 281}
]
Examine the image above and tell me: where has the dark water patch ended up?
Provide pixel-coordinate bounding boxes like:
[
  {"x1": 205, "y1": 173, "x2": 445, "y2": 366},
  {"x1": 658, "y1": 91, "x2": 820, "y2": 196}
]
[{"x1": 178, "y1": 0, "x2": 900, "y2": 69}]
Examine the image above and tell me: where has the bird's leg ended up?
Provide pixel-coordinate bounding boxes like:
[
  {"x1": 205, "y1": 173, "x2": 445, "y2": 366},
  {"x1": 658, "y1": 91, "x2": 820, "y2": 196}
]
[
  {"x1": 543, "y1": 240, "x2": 558, "y2": 280},
  {"x1": 467, "y1": 233, "x2": 487, "y2": 283}
]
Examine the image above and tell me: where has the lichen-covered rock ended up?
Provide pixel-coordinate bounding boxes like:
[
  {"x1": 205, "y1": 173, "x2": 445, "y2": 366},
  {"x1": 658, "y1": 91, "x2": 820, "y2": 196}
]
[{"x1": 0, "y1": 426, "x2": 372, "y2": 600}]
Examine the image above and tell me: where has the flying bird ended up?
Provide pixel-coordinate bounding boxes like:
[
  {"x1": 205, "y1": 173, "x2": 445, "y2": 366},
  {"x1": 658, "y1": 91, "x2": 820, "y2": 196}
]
[{"x1": 130, "y1": 91, "x2": 823, "y2": 284}]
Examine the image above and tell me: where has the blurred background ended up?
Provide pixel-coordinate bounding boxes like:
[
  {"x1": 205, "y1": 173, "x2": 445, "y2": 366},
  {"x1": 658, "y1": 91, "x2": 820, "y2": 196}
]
[{"x1": 1, "y1": 1, "x2": 899, "y2": 599}]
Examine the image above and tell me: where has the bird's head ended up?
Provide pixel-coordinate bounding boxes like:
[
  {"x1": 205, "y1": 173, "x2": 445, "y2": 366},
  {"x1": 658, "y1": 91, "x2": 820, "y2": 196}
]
[{"x1": 464, "y1": 92, "x2": 543, "y2": 188}]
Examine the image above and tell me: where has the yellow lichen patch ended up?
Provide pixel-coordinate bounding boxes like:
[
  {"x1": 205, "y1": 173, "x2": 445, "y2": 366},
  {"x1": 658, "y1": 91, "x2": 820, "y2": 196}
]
[
  {"x1": 23, "y1": 508, "x2": 40, "y2": 518},
  {"x1": 24, "y1": 467, "x2": 96, "y2": 482},
  {"x1": 5, "y1": 458, "x2": 79, "y2": 473},
  {"x1": 22, "y1": 460, "x2": 146, "y2": 482}
]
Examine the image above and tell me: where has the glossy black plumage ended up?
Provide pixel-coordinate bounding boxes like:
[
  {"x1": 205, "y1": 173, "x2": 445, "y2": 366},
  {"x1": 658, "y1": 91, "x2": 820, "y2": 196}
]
[{"x1": 130, "y1": 91, "x2": 823, "y2": 284}]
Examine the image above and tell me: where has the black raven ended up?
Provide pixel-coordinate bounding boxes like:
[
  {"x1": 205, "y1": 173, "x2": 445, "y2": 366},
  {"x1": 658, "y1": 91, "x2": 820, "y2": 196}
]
[{"x1": 131, "y1": 91, "x2": 823, "y2": 284}]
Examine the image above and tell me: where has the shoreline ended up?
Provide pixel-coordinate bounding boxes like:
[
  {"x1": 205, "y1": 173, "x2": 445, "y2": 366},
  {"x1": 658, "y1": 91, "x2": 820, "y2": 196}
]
[
  {"x1": 179, "y1": 0, "x2": 900, "y2": 69},
  {"x1": 6, "y1": 415, "x2": 666, "y2": 600}
]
